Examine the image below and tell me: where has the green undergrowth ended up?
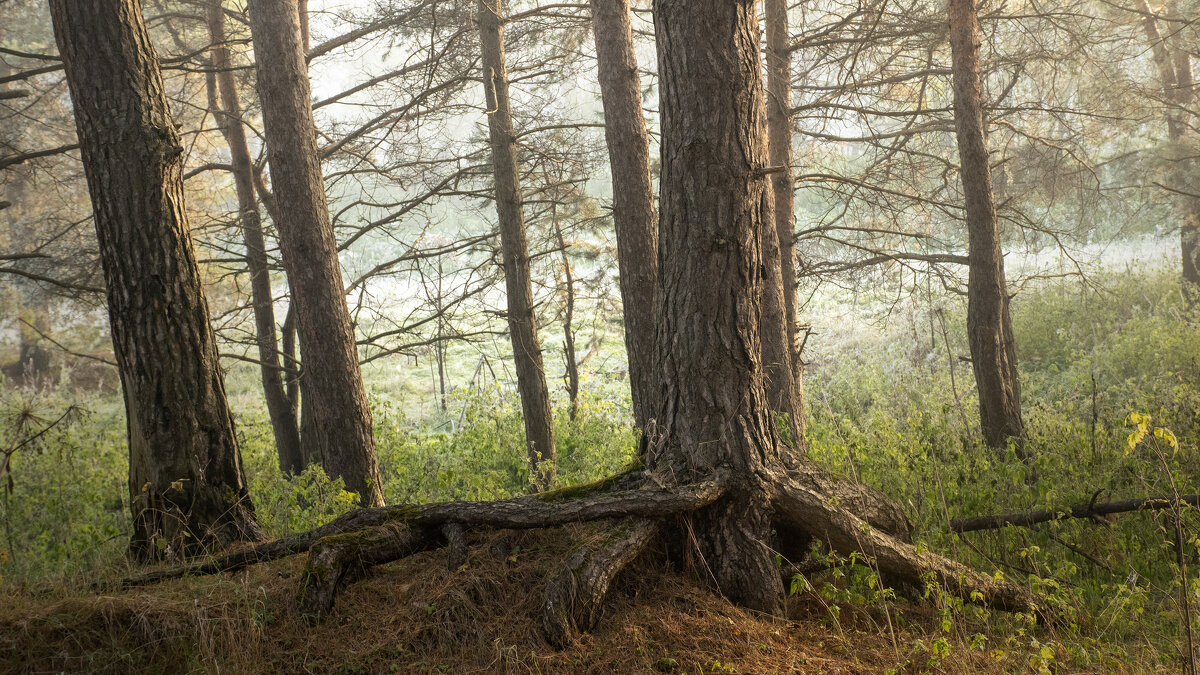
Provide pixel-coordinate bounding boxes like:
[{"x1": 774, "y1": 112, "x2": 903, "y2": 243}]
[{"x1": 0, "y1": 265, "x2": 1196, "y2": 670}]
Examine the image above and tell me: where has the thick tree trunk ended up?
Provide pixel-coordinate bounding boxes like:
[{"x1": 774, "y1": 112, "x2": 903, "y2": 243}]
[
  {"x1": 948, "y1": 0, "x2": 1025, "y2": 451},
  {"x1": 764, "y1": 0, "x2": 806, "y2": 449},
  {"x1": 651, "y1": 0, "x2": 787, "y2": 614},
  {"x1": 477, "y1": 0, "x2": 557, "y2": 489},
  {"x1": 48, "y1": 0, "x2": 263, "y2": 559},
  {"x1": 205, "y1": 0, "x2": 303, "y2": 475},
  {"x1": 247, "y1": 0, "x2": 384, "y2": 506},
  {"x1": 590, "y1": 0, "x2": 659, "y2": 432}
]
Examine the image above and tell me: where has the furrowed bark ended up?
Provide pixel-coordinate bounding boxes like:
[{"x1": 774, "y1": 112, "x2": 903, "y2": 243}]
[
  {"x1": 298, "y1": 521, "x2": 437, "y2": 622},
  {"x1": 542, "y1": 519, "x2": 658, "y2": 648},
  {"x1": 49, "y1": 0, "x2": 263, "y2": 559},
  {"x1": 590, "y1": 0, "x2": 659, "y2": 432},
  {"x1": 788, "y1": 461, "x2": 912, "y2": 541},
  {"x1": 774, "y1": 477, "x2": 1033, "y2": 612},
  {"x1": 443, "y1": 522, "x2": 468, "y2": 570},
  {"x1": 651, "y1": 0, "x2": 786, "y2": 615}
]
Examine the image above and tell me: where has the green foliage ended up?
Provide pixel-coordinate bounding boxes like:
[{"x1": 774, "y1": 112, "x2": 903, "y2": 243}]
[
  {"x1": 0, "y1": 263, "x2": 1196, "y2": 671},
  {"x1": 370, "y1": 384, "x2": 635, "y2": 504},
  {"x1": 0, "y1": 387, "x2": 128, "y2": 588},
  {"x1": 801, "y1": 264, "x2": 1200, "y2": 671}
]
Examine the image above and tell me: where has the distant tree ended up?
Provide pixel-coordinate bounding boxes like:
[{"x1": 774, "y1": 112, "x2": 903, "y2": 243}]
[
  {"x1": 204, "y1": 0, "x2": 303, "y2": 474},
  {"x1": 1140, "y1": 0, "x2": 1200, "y2": 306},
  {"x1": 477, "y1": 0, "x2": 557, "y2": 488},
  {"x1": 248, "y1": 0, "x2": 384, "y2": 506},
  {"x1": 949, "y1": 0, "x2": 1025, "y2": 451},
  {"x1": 48, "y1": 0, "x2": 263, "y2": 558}
]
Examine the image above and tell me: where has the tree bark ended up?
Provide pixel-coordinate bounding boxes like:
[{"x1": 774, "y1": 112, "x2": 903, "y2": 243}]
[
  {"x1": 205, "y1": 0, "x2": 303, "y2": 475},
  {"x1": 48, "y1": 0, "x2": 263, "y2": 559},
  {"x1": 764, "y1": 0, "x2": 807, "y2": 449},
  {"x1": 590, "y1": 0, "x2": 659, "y2": 432},
  {"x1": 542, "y1": 519, "x2": 659, "y2": 647},
  {"x1": 651, "y1": 0, "x2": 787, "y2": 614},
  {"x1": 948, "y1": 0, "x2": 1025, "y2": 451},
  {"x1": 247, "y1": 0, "x2": 384, "y2": 505},
  {"x1": 477, "y1": 0, "x2": 557, "y2": 489}
]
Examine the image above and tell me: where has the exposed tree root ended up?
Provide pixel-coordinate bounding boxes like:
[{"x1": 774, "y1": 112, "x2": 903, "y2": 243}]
[
  {"x1": 773, "y1": 476, "x2": 1033, "y2": 613},
  {"x1": 443, "y1": 522, "x2": 468, "y2": 571},
  {"x1": 787, "y1": 461, "x2": 912, "y2": 541},
  {"x1": 108, "y1": 470, "x2": 716, "y2": 589},
  {"x1": 107, "y1": 461, "x2": 1043, "y2": 640},
  {"x1": 542, "y1": 519, "x2": 659, "y2": 648},
  {"x1": 297, "y1": 521, "x2": 438, "y2": 622}
]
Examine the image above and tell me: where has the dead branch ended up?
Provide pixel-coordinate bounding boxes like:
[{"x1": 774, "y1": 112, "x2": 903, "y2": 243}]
[{"x1": 949, "y1": 493, "x2": 1200, "y2": 533}]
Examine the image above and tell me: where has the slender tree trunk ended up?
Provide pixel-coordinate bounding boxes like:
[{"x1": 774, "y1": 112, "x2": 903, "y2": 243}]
[
  {"x1": 651, "y1": 0, "x2": 785, "y2": 614},
  {"x1": 764, "y1": 0, "x2": 807, "y2": 450},
  {"x1": 478, "y1": 0, "x2": 557, "y2": 489},
  {"x1": 48, "y1": 0, "x2": 263, "y2": 558},
  {"x1": 758, "y1": 197, "x2": 804, "y2": 449},
  {"x1": 247, "y1": 0, "x2": 384, "y2": 506},
  {"x1": 590, "y1": 0, "x2": 658, "y2": 432},
  {"x1": 205, "y1": 0, "x2": 303, "y2": 474},
  {"x1": 948, "y1": 0, "x2": 1025, "y2": 451},
  {"x1": 1144, "y1": 0, "x2": 1200, "y2": 306},
  {"x1": 552, "y1": 212, "x2": 580, "y2": 421}
]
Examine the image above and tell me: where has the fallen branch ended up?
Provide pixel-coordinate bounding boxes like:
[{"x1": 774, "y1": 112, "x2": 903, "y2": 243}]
[{"x1": 949, "y1": 493, "x2": 1200, "y2": 533}]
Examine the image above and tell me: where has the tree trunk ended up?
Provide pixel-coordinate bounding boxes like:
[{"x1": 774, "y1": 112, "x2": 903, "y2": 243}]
[
  {"x1": 1144, "y1": 0, "x2": 1200, "y2": 306},
  {"x1": 590, "y1": 0, "x2": 658, "y2": 432},
  {"x1": 650, "y1": 0, "x2": 786, "y2": 614},
  {"x1": 477, "y1": 0, "x2": 557, "y2": 489},
  {"x1": 552, "y1": 212, "x2": 580, "y2": 422},
  {"x1": 764, "y1": 0, "x2": 807, "y2": 449},
  {"x1": 48, "y1": 0, "x2": 263, "y2": 559},
  {"x1": 948, "y1": 0, "x2": 1025, "y2": 451},
  {"x1": 247, "y1": 0, "x2": 384, "y2": 506},
  {"x1": 205, "y1": 0, "x2": 303, "y2": 475}
]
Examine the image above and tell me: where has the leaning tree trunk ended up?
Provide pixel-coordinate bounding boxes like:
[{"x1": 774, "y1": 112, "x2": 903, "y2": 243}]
[
  {"x1": 205, "y1": 0, "x2": 303, "y2": 475},
  {"x1": 49, "y1": 0, "x2": 263, "y2": 559},
  {"x1": 478, "y1": 0, "x2": 557, "y2": 489},
  {"x1": 590, "y1": 0, "x2": 659, "y2": 432},
  {"x1": 247, "y1": 0, "x2": 384, "y2": 506},
  {"x1": 764, "y1": 0, "x2": 807, "y2": 449},
  {"x1": 948, "y1": 0, "x2": 1025, "y2": 451}
]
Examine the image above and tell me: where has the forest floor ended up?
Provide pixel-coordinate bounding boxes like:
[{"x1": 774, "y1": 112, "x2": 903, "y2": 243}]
[{"x1": 0, "y1": 526, "x2": 1155, "y2": 674}]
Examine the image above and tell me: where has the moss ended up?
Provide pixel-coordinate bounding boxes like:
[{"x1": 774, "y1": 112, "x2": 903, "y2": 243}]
[{"x1": 535, "y1": 459, "x2": 643, "y2": 503}]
